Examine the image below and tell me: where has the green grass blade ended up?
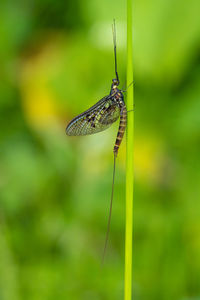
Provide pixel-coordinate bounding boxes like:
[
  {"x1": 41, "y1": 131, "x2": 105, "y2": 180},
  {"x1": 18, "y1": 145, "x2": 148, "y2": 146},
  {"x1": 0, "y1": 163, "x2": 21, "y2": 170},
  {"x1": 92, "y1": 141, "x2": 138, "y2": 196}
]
[{"x1": 125, "y1": 0, "x2": 134, "y2": 299}]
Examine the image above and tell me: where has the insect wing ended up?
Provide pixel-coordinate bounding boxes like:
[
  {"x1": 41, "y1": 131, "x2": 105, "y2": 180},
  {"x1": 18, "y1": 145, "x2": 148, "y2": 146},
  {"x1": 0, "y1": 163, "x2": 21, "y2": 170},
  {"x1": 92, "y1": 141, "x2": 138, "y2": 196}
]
[{"x1": 66, "y1": 95, "x2": 120, "y2": 136}]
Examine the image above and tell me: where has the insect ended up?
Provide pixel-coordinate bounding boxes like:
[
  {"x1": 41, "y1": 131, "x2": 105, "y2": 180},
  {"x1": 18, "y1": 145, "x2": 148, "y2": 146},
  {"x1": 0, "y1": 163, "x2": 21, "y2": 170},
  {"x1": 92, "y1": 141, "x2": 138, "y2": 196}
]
[{"x1": 66, "y1": 20, "x2": 127, "y2": 260}]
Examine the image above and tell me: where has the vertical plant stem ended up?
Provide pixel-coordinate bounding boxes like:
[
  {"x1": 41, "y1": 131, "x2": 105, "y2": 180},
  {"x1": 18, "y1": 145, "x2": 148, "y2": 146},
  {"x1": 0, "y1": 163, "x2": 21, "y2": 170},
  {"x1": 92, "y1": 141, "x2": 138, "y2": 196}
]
[{"x1": 125, "y1": 0, "x2": 134, "y2": 299}]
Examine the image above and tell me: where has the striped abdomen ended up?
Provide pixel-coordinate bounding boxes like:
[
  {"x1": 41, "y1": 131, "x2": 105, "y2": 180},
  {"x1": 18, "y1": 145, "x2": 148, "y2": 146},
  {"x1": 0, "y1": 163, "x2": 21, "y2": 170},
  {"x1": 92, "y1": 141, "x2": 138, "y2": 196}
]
[{"x1": 113, "y1": 105, "x2": 127, "y2": 156}]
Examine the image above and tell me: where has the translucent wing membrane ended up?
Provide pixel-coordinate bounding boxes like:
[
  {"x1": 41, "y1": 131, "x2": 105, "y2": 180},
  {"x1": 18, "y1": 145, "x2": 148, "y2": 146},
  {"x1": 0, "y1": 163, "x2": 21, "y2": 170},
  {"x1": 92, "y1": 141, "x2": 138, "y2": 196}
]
[{"x1": 66, "y1": 95, "x2": 120, "y2": 136}]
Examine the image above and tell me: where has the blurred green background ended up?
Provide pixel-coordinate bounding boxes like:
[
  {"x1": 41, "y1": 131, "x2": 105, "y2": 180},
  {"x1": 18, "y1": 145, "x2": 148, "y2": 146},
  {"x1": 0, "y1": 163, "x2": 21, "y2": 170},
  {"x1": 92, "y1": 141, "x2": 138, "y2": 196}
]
[{"x1": 0, "y1": 0, "x2": 200, "y2": 299}]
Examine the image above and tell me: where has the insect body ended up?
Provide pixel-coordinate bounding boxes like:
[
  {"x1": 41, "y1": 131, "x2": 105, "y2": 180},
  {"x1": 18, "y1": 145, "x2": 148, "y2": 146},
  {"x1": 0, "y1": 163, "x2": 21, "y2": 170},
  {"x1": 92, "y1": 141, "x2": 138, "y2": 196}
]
[
  {"x1": 66, "y1": 79, "x2": 126, "y2": 156},
  {"x1": 66, "y1": 20, "x2": 126, "y2": 260}
]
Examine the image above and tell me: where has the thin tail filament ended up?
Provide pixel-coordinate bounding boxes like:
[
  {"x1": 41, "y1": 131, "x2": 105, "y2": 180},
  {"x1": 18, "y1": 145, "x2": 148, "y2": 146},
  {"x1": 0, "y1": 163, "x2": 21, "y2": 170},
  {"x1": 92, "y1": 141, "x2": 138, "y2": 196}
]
[{"x1": 102, "y1": 152, "x2": 117, "y2": 263}]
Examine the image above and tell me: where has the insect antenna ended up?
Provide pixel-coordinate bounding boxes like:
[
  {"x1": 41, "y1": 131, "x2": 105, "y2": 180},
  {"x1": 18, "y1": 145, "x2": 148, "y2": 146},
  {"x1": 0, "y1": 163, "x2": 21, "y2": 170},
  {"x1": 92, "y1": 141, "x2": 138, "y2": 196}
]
[
  {"x1": 112, "y1": 19, "x2": 119, "y2": 83},
  {"x1": 102, "y1": 152, "x2": 117, "y2": 263}
]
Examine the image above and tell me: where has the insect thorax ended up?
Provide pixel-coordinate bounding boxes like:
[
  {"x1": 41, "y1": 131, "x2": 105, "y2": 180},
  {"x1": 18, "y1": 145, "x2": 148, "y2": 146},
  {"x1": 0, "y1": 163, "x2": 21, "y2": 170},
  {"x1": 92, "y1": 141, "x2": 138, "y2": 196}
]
[{"x1": 110, "y1": 88, "x2": 124, "y2": 108}]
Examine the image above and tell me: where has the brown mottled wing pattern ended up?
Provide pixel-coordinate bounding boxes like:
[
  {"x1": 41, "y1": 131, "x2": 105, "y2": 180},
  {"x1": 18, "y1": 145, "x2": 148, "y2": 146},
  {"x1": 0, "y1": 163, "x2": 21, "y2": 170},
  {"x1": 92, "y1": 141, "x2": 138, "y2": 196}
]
[{"x1": 66, "y1": 95, "x2": 120, "y2": 136}]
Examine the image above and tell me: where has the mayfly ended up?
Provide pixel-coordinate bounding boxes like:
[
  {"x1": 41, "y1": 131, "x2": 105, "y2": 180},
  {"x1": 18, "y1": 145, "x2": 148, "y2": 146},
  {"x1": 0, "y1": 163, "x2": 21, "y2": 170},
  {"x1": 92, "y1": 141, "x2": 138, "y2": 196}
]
[{"x1": 66, "y1": 20, "x2": 127, "y2": 260}]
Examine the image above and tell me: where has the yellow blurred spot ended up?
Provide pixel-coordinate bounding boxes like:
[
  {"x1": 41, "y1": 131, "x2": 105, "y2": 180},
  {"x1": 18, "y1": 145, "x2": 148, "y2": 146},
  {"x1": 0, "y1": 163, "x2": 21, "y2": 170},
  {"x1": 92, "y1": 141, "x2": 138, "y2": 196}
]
[
  {"x1": 135, "y1": 135, "x2": 163, "y2": 184},
  {"x1": 22, "y1": 82, "x2": 58, "y2": 129},
  {"x1": 20, "y1": 38, "x2": 63, "y2": 129}
]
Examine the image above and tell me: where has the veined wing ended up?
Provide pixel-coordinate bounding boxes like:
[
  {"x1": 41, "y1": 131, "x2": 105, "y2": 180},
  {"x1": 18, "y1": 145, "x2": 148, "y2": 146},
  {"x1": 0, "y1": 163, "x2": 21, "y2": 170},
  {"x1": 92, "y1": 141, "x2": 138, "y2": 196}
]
[{"x1": 66, "y1": 95, "x2": 120, "y2": 136}]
